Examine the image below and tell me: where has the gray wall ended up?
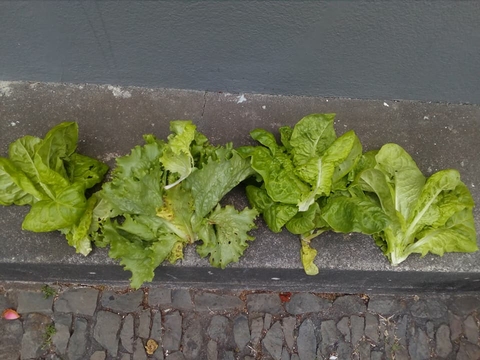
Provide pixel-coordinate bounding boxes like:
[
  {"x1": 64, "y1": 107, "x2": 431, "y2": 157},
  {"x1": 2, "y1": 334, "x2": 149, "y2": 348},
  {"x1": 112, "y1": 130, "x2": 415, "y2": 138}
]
[{"x1": 1, "y1": 1, "x2": 479, "y2": 103}]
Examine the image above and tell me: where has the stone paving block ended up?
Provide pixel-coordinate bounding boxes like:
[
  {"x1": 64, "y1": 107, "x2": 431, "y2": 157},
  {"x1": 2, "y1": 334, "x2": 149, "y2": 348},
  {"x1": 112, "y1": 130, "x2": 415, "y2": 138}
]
[
  {"x1": 297, "y1": 319, "x2": 316, "y2": 360},
  {"x1": 464, "y1": 315, "x2": 479, "y2": 345},
  {"x1": 101, "y1": 290, "x2": 144, "y2": 313},
  {"x1": 0, "y1": 319, "x2": 23, "y2": 360},
  {"x1": 426, "y1": 320, "x2": 434, "y2": 339},
  {"x1": 52, "y1": 313, "x2": 72, "y2": 356},
  {"x1": 163, "y1": 311, "x2": 183, "y2": 351},
  {"x1": 207, "y1": 315, "x2": 229, "y2": 345},
  {"x1": 54, "y1": 288, "x2": 99, "y2": 316},
  {"x1": 153, "y1": 347, "x2": 164, "y2": 360},
  {"x1": 148, "y1": 288, "x2": 172, "y2": 307},
  {"x1": 94, "y1": 311, "x2": 122, "y2": 357},
  {"x1": 250, "y1": 316, "x2": 263, "y2": 345},
  {"x1": 364, "y1": 313, "x2": 378, "y2": 342},
  {"x1": 120, "y1": 314, "x2": 135, "y2": 353},
  {"x1": 291, "y1": 355, "x2": 300, "y2": 360},
  {"x1": 410, "y1": 298, "x2": 447, "y2": 319},
  {"x1": 281, "y1": 347, "x2": 290, "y2": 360},
  {"x1": 333, "y1": 295, "x2": 366, "y2": 315},
  {"x1": 285, "y1": 293, "x2": 331, "y2": 315},
  {"x1": 408, "y1": 328, "x2": 429, "y2": 360},
  {"x1": 90, "y1": 351, "x2": 106, "y2": 360},
  {"x1": 356, "y1": 340, "x2": 370, "y2": 360},
  {"x1": 264, "y1": 313, "x2": 272, "y2": 330},
  {"x1": 138, "y1": 309, "x2": 151, "y2": 339},
  {"x1": 319, "y1": 320, "x2": 339, "y2": 357},
  {"x1": 172, "y1": 289, "x2": 193, "y2": 311},
  {"x1": 450, "y1": 295, "x2": 480, "y2": 316},
  {"x1": 207, "y1": 340, "x2": 218, "y2": 360},
  {"x1": 151, "y1": 311, "x2": 162, "y2": 342},
  {"x1": 282, "y1": 316, "x2": 296, "y2": 350},
  {"x1": 263, "y1": 321, "x2": 284, "y2": 360},
  {"x1": 182, "y1": 316, "x2": 203, "y2": 360},
  {"x1": 351, "y1": 315, "x2": 364, "y2": 345},
  {"x1": 167, "y1": 351, "x2": 186, "y2": 360},
  {"x1": 370, "y1": 351, "x2": 382, "y2": 360},
  {"x1": 396, "y1": 315, "x2": 409, "y2": 346},
  {"x1": 336, "y1": 340, "x2": 352, "y2": 359},
  {"x1": 336, "y1": 316, "x2": 350, "y2": 342},
  {"x1": 67, "y1": 318, "x2": 88, "y2": 360},
  {"x1": 456, "y1": 341, "x2": 480, "y2": 360},
  {"x1": 449, "y1": 311, "x2": 463, "y2": 341},
  {"x1": 133, "y1": 338, "x2": 147, "y2": 360},
  {"x1": 367, "y1": 295, "x2": 406, "y2": 316},
  {"x1": 195, "y1": 292, "x2": 244, "y2": 312},
  {"x1": 233, "y1": 314, "x2": 250, "y2": 351},
  {"x1": 247, "y1": 293, "x2": 283, "y2": 314},
  {"x1": 435, "y1": 324, "x2": 452, "y2": 358},
  {"x1": 120, "y1": 354, "x2": 131, "y2": 360},
  {"x1": 16, "y1": 291, "x2": 53, "y2": 314},
  {"x1": 222, "y1": 351, "x2": 235, "y2": 360},
  {"x1": 20, "y1": 313, "x2": 51, "y2": 359}
]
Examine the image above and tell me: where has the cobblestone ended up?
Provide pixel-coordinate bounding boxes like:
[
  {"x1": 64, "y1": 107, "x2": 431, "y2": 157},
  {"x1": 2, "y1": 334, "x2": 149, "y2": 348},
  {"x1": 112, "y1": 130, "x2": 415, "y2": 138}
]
[
  {"x1": 54, "y1": 288, "x2": 99, "y2": 316},
  {"x1": 17, "y1": 291, "x2": 53, "y2": 314},
  {"x1": 1, "y1": 285, "x2": 479, "y2": 359}
]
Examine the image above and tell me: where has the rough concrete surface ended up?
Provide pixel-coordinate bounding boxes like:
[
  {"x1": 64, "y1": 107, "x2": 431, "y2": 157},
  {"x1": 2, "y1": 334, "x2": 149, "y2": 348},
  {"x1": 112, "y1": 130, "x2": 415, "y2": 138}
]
[{"x1": 0, "y1": 82, "x2": 479, "y2": 292}]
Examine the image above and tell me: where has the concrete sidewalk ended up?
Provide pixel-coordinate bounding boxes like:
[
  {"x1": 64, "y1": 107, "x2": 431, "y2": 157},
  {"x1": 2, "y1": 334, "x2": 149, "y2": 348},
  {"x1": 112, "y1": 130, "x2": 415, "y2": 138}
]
[
  {"x1": 0, "y1": 81, "x2": 479, "y2": 292},
  {"x1": 1, "y1": 283, "x2": 479, "y2": 360}
]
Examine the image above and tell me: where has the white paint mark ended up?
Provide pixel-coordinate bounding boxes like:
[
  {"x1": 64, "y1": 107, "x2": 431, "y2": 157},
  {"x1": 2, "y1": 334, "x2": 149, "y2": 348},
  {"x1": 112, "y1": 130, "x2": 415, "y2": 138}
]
[
  {"x1": 237, "y1": 94, "x2": 247, "y2": 103},
  {"x1": 0, "y1": 81, "x2": 13, "y2": 97},
  {"x1": 472, "y1": 183, "x2": 475, "y2": 188},
  {"x1": 326, "y1": 99, "x2": 329, "y2": 102},
  {"x1": 461, "y1": 161, "x2": 465, "y2": 167},
  {"x1": 271, "y1": 277, "x2": 280, "y2": 281},
  {"x1": 107, "y1": 85, "x2": 132, "y2": 99},
  {"x1": 383, "y1": 102, "x2": 389, "y2": 107},
  {"x1": 10, "y1": 122, "x2": 16, "y2": 126},
  {"x1": 329, "y1": 356, "x2": 338, "y2": 360},
  {"x1": 262, "y1": 105, "x2": 266, "y2": 109},
  {"x1": 89, "y1": 272, "x2": 96, "y2": 275},
  {"x1": 208, "y1": 271, "x2": 213, "y2": 275},
  {"x1": 427, "y1": 166, "x2": 433, "y2": 173},
  {"x1": 423, "y1": 116, "x2": 429, "y2": 120}
]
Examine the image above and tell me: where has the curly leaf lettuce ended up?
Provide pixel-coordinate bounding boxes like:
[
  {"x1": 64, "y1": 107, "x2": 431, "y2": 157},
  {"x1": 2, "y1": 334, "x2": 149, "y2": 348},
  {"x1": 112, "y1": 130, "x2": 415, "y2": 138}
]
[
  {"x1": 357, "y1": 144, "x2": 477, "y2": 265},
  {"x1": 93, "y1": 121, "x2": 257, "y2": 288}
]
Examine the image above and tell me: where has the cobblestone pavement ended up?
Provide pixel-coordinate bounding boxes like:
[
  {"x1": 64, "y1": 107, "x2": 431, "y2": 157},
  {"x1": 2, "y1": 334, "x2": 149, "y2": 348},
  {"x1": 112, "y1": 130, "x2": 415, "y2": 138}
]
[{"x1": 0, "y1": 284, "x2": 479, "y2": 360}]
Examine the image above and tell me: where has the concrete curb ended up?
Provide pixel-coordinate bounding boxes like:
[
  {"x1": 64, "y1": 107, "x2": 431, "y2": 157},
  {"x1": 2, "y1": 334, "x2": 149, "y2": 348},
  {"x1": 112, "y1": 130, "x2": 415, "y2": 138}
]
[{"x1": 1, "y1": 82, "x2": 479, "y2": 292}]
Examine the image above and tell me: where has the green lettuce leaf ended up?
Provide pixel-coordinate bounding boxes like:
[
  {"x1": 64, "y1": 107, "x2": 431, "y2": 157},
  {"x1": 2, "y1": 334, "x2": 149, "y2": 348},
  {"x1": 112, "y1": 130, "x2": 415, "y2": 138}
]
[
  {"x1": 358, "y1": 144, "x2": 477, "y2": 265},
  {"x1": 196, "y1": 205, "x2": 258, "y2": 268},
  {"x1": 1, "y1": 122, "x2": 108, "y2": 256},
  {"x1": 161, "y1": 121, "x2": 196, "y2": 189}
]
